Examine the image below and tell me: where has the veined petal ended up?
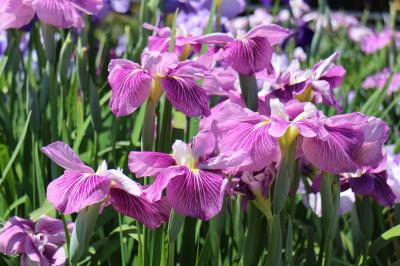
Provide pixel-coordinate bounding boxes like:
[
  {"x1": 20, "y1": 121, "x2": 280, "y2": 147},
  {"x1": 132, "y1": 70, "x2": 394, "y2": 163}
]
[
  {"x1": 108, "y1": 59, "x2": 152, "y2": 116},
  {"x1": 161, "y1": 76, "x2": 210, "y2": 117},
  {"x1": 109, "y1": 188, "x2": 170, "y2": 229},
  {"x1": 70, "y1": 0, "x2": 103, "y2": 14},
  {"x1": 46, "y1": 171, "x2": 111, "y2": 214},
  {"x1": 128, "y1": 152, "x2": 176, "y2": 177},
  {"x1": 301, "y1": 122, "x2": 364, "y2": 174},
  {"x1": 217, "y1": 118, "x2": 279, "y2": 172},
  {"x1": 0, "y1": 0, "x2": 34, "y2": 30},
  {"x1": 145, "y1": 166, "x2": 187, "y2": 202},
  {"x1": 31, "y1": 0, "x2": 84, "y2": 28},
  {"x1": 268, "y1": 121, "x2": 290, "y2": 138},
  {"x1": 199, "y1": 151, "x2": 252, "y2": 171},
  {"x1": 246, "y1": 24, "x2": 290, "y2": 45},
  {"x1": 223, "y1": 36, "x2": 272, "y2": 75},
  {"x1": 167, "y1": 168, "x2": 227, "y2": 220},
  {"x1": 41, "y1": 141, "x2": 94, "y2": 174},
  {"x1": 195, "y1": 33, "x2": 235, "y2": 44}
]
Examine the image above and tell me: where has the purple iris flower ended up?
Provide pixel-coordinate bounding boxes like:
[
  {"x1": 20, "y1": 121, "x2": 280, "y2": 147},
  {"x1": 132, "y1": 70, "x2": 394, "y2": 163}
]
[
  {"x1": 293, "y1": 20, "x2": 314, "y2": 49},
  {"x1": 41, "y1": 141, "x2": 170, "y2": 229},
  {"x1": 343, "y1": 169, "x2": 395, "y2": 207},
  {"x1": 386, "y1": 145, "x2": 400, "y2": 203},
  {"x1": 0, "y1": 0, "x2": 103, "y2": 30},
  {"x1": 360, "y1": 27, "x2": 393, "y2": 54},
  {"x1": 259, "y1": 52, "x2": 345, "y2": 112},
  {"x1": 203, "y1": 99, "x2": 388, "y2": 175},
  {"x1": 107, "y1": 51, "x2": 211, "y2": 117},
  {"x1": 195, "y1": 24, "x2": 290, "y2": 75},
  {"x1": 162, "y1": 0, "x2": 245, "y2": 19},
  {"x1": 0, "y1": 216, "x2": 73, "y2": 266},
  {"x1": 143, "y1": 23, "x2": 200, "y2": 58},
  {"x1": 128, "y1": 133, "x2": 249, "y2": 220},
  {"x1": 95, "y1": 0, "x2": 131, "y2": 19},
  {"x1": 362, "y1": 68, "x2": 400, "y2": 96}
]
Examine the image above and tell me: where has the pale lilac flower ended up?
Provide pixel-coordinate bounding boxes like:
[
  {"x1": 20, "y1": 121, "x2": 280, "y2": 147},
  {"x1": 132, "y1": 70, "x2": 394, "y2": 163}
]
[
  {"x1": 289, "y1": 0, "x2": 310, "y2": 19},
  {"x1": 348, "y1": 26, "x2": 373, "y2": 43},
  {"x1": 386, "y1": 145, "x2": 400, "y2": 203},
  {"x1": 195, "y1": 24, "x2": 290, "y2": 75},
  {"x1": 303, "y1": 11, "x2": 358, "y2": 32},
  {"x1": 360, "y1": 27, "x2": 393, "y2": 54},
  {"x1": 293, "y1": 47, "x2": 307, "y2": 62},
  {"x1": 41, "y1": 141, "x2": 169, "y2": 229},
  {"x1": 0, "y1": 216, "x2": 73, "y2": 266},
  {"x1": 299, "y1": 180, "x2": 355, "y2": 217},
  {"x1": 162, "y1": 0, "x2": 245, "y2": 19},
  {"x1": 362, "y1": 68, "x2": 400, "y2": 96},
  {"x1": 128, "y1": 134, "x2": 248, "y2": 220},
  {"x1": 0, "y1": 0, "x2": 103, "y2": 30},
  {"x1": 107, "y1": 51, "x2": 211, "y2": 117},
  {"x1": 248, "y1": 8, "x2": 273, "y2": 28}
]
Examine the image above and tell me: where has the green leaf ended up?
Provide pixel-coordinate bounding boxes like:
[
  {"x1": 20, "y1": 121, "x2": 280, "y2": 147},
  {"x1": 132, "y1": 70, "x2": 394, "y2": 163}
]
[
  {"x1": 70, "y1": 203, "x2": 100, "y2": 264},
  {"x1": 29, "y1": 200, "x2": 55, "y2": 221},
  {"x1": 0, "y1": 111, "x2": 31, "y2": 186}
]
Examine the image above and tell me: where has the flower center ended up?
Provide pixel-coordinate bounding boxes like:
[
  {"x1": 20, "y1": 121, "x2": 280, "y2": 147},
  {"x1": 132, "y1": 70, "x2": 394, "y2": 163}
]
[{"x1": 172, "y1": 140, "x2": 198, "y2": 170}]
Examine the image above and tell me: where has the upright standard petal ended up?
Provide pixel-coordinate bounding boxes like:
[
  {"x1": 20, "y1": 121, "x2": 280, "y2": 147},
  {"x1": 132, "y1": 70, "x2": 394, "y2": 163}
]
[
  {"x1": 31, "y1": 0, "x2": 84, "y2": 28},
  {"x1": 167, "y1": 168, "x2": 227, "y2": 220},
  {"x1": 128, "y1": 152, "x2": 176, "y2": 177},
  {"x1": 223, "y1": 36, "x2": 273, "y2": 75},
  {"x1": 161, "y1": 76, "x2": 211, "y2": 117},
  {"x1": 108, "y1": 59, "x2": 152, "y2": 116},
  {"x1": 109, "y1": 188, "x2": 170, "y2": 229},
  {"x1": 41, "y1": 141, "x2": 94, "y2": 173},
  {"x1": 46, "y1": 171, "x2": 111, "y2": 214},
  {"x1": 246, "y1": 24, "x2": 290, "y2": 45}
]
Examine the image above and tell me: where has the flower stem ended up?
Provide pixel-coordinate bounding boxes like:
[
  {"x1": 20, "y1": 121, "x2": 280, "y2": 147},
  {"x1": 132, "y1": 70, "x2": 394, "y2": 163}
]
[{"x1": 238, "y1": 74, "x2": 258, "y2": 112}]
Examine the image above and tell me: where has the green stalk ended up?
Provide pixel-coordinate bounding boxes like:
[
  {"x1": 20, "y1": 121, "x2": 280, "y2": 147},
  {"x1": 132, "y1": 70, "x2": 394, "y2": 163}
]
[
  {"x1": 238, "y1": 74, "x2": 258, "y2": 112},
  {"x1": 320, "y1": 174, "x2": 340, "y2": 266},
  {"x1": 141, "y1": 99, "x2": 157, "y2": 151},
  {"x1": 267, "y1": 127, "x2": 298, "y2": 266},
  {"x1": 70, "y1": 203, "x2": 101, "y2": 264}
]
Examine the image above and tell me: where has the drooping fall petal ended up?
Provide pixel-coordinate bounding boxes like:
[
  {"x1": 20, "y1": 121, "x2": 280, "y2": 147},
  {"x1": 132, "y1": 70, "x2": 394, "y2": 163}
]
[
  {"x1": 108, "y1": 59, "x2": 152, "y2": 116},
  {"x1": 46, "y1": 171, "x2": 111, "y2": 214}
]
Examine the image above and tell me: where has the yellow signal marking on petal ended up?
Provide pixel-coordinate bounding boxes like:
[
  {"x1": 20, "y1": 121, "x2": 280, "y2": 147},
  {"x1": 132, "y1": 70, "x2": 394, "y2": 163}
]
[
  {"x1": 149, "y1": 77, "x2": 163, "y2": 102},
  {"x1": 191, "y1": 168, "x2": 199, "y2": 175},
  {"x1": 259, "y1": 119, "x2": 271, "y2": 126},
  {"x1": 295, "y1": 86, "x2": 313, "y2": 102}
]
